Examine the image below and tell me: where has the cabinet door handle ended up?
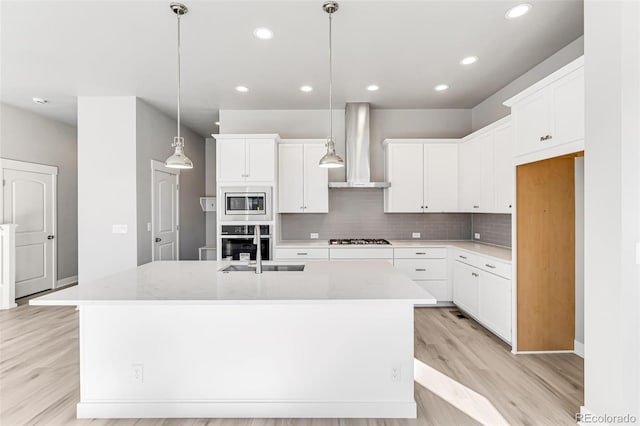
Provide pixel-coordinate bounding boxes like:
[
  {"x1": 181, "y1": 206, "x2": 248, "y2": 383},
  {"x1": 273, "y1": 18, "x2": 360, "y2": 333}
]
[
  {"x1": 415, "y1": 268, "x2": 427, "y2": 272},
  {"x1": 416, "y1": 252, "x2": 426, "y2": 255},
  {"x1": 473, "y1": 205, "x2": 479, "y2": 209},
  {"x1": 420, "y1": 206, "x2": 424, "y2": 209},
  {"x1": 471, "y1": 272, "x2": 479, "y2": 277},
  {"x1": 297, "y1": 253, "x2": 308, "y2": 256},
  {"x1": 540, "y1": 134, "x2": 553, "y2": 141},
  {"x1": 485, "y1": 264, "x2": 496, "y2": 269},
  {"x1": 459, "y1": 255, "x2": 467, "y2": 259}
]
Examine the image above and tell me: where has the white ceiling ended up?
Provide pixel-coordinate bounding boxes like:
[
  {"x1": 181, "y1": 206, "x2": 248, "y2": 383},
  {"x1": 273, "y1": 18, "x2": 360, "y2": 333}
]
[{"x1": 1, "y1": 0, "x2": 583, "y2": 137}]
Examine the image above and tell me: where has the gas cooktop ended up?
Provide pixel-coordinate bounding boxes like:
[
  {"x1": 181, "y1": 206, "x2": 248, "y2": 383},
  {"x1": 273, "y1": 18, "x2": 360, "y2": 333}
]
[{"x1": 329, "y1": 239, "x2": 391, "y2": 245}]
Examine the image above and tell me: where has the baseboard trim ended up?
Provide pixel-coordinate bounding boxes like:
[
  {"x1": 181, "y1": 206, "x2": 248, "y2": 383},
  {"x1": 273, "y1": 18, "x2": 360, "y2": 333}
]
[
  {"x1": 56, "y1": 275, "x2": 78, "y2": 288},
  {"x1": 574, "y1": 340, "x2": 584, "y2": 358},
  {"x1": 77, "y1": 401, "x2": 417, "y2": 419}
]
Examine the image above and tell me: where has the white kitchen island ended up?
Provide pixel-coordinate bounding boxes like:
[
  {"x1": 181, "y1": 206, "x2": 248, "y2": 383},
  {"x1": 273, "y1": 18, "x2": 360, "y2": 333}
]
[{"x1": 31, "y1": 260, "x2": 436, "y2": 419}]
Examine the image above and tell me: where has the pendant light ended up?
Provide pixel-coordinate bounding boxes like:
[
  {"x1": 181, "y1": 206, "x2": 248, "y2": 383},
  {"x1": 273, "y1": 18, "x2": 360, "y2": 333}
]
[
  {"x1": 165, "y1": 2, "x2": 193, "y2": 169},
  {"x1": 319, "y1": 1, "x2": 344, "y2": 168}
]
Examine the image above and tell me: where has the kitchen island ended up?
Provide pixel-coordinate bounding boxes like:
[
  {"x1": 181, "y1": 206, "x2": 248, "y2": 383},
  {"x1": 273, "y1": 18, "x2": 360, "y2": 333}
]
[{"x1": 31, "y1": 260, "x2": 435, "y2": 419}]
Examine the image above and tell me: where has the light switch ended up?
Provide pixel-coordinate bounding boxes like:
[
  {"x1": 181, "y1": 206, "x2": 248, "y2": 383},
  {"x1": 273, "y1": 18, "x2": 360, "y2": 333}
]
[
  {"x1": 112, "y1": 224, "x2": 128, "y2": 234},
  {"x1": 147, "y1": 222, "x2": 151, "y2": 232}
]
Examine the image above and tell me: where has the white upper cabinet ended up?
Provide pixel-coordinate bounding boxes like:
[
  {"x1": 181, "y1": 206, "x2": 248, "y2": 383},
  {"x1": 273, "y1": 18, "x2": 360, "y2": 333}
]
[
  {"x1": 504, "y1": 56, "x2": 584, "y2": 165},
  {"x1": 216, "y1": 135, "x2": 277, "y2": 184},
  {"x1": 458, "y1": 118, "x2": 513, "y2": 213},
  {"x1": 278, "y1": 141, "x2": 328, "y2": 213},
  {"x1": 384, "y1": 140, "x2": 458, "y2": 213}
]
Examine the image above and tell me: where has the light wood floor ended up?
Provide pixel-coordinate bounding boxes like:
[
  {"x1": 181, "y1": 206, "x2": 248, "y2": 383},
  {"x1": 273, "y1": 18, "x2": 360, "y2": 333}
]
[{"x1": 0, "y1": 291, "x2": 583, "y2": 426}]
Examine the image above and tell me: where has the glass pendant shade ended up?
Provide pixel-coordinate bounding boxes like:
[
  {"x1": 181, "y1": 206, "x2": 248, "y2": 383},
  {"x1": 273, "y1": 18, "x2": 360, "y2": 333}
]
[{"x1": 165, "y1": 137, "x2": 193, "y2": 169}]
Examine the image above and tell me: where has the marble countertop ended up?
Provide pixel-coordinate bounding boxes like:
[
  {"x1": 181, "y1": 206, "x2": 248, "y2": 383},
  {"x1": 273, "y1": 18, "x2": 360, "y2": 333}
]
[
  {"x1": 275, "y1": 240, "x2": 512, "y2": 262},
  {"x1": 30, "y1": 261, "x2": 437, "y2": 306}
]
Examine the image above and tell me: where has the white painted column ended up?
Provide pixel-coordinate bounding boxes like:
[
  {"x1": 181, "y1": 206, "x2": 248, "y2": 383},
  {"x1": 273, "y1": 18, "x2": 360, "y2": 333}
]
[
  {"x1": 77, "y1": 97, "x2": 138, "y2": 284},
  {"x1": 0, "y1": 224, "x2": 18, "y2": 309},
  {"x1": 584, "y1": 0, "x2": 640, "y2": 421}
]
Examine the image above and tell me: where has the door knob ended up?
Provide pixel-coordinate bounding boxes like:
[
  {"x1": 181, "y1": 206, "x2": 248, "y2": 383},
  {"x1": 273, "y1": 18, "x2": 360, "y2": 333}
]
[
  {"x1": 155, "y1": 237, "x2": 162, "y2": 243},
  {"x1": 47, "y1": 235, "x2": 54, "y2": 240}
]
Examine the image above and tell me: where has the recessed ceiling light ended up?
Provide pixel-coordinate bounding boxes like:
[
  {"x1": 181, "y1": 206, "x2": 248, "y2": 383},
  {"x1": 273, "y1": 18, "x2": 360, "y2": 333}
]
[
  {"x1": 366, "y1": 84, "x2": 380, "y2": 91},
  {"x1": 460, "y1": 56, "x2": 478, "y2": 65},
  {"x1": 32, "y1": 97, "x2": 48, "y2": 105},
  {"x1": 235, "y1": 86, "x2": 249, "y2": 92},
  {"x1": 215, "y1": 121, "x2": 220, "y2": 126},
  {"x1": 505, "y1": 4, "x2": 531, "y2": 19},
  {"x1": 434, "y1": 84, "x2": 449, "y2": 92},
  {"x1": 253, "y1": 27, "x2": 273, "y2": 40},
  {"x1": 300, "y1": 85, "x2": 313, "y2": 92}
]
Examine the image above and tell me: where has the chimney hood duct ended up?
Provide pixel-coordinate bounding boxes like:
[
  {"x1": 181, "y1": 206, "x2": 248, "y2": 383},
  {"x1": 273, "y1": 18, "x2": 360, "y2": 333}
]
[{"x1": 328, "y1": 103, "x2": 390, "y2": 188}]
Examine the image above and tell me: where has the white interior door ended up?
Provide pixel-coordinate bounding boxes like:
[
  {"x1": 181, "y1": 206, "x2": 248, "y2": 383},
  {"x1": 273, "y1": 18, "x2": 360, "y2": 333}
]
[
  {"x1": 2, "y1": 164, "x2": 56, "y2": 298},
  {"x1": 152, "y1": 167, "x2": 178, "y2": 261}
]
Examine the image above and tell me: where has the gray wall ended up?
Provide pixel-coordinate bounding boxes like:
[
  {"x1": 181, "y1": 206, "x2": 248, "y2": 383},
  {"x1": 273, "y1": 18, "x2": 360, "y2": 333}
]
[
  {"x1": 0, "y1": 103, "x2": 78, "y2": 281},
  {"x1": 205, "y1": 138, "x2": 216, "y2": 247},
  {"x1": 471, "y1": 36, "x2": 584, "y2": 131},
  {"x1": 280, "y1": 189, "x2": 471, "y2": 241},
  {"x1": 136, "y1": 99, "x2": 206, "y2": 264},
  {"x1": 471, "y1": 214, "x2": 512, "y2": 248}
]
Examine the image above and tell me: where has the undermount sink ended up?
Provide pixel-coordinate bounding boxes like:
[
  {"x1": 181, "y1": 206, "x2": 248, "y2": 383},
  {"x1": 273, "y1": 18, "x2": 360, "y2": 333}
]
[{"x1": 221, "y1": 264, "x2": 305, "y2": 272}]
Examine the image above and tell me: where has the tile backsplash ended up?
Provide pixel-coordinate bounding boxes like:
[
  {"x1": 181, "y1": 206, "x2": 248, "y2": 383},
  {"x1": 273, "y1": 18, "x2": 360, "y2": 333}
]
[
  {"x1": 471, "y1": 213, "x2": 512, "y2": 247},
  {"x1": 280, "y1": 189, "x2": 471, "y2": 241}
]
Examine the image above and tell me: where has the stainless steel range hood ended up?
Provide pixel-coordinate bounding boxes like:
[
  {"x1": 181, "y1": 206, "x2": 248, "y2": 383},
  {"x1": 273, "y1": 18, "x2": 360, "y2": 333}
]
[{"x1": 328, "y1": 103, "x2": 390, "y2": 188}]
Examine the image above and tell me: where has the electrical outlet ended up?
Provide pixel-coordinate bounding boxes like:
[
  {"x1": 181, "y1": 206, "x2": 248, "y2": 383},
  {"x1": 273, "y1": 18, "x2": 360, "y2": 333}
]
[
  {"x1": 132, "y1": 363, "x2": 144, "y2": 383},
  {"x1": 147, "y1": 222, "x2": 151, "y2": 232},
  {"x1": 391, "y1": 366, "x2": 401, "y2": 382},
  {"x1": 412, "y1": 232, "x2": 421, "y2": 239},
  {"x1": 474, "y1": 232, "x2": 480, "y2": 240},
  {"x1": 310, "y1": 233, "x2": 319, "y2": 240},
  {"x1": 112, "y1": 224, "x2": 128, "y2": 234}
]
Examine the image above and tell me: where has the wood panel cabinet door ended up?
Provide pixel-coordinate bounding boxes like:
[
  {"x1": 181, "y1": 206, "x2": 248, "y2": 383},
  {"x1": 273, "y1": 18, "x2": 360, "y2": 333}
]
[
  {"x1": 278, "y1": 144, "x2": 304, "y2": 213},
  {"x1": 384, "y1": 143, "x2": 424, "y2": 213},
  {"x1": 479, "y1": 272, "x2": 512, "y2": 342},
  {"x1": 246, "y1": 139, "x2": 275, "y2": 182},
  {"x1": 550, "y1": 69, "x2": 584, "y2": 147},
  {"x1": 303, "y1": 144, "x2": 329, "y2": 213},
  {"x1": 453, "y1": 261, "x2": 479, "y2": 317},
  {"x1": 218, "y1": 139, "x2": 247, "y2": 182},
  {"x1": 424, "y1": 144, "x2": 458, "y2": 212},
  {"x1": 513, "y1": 90, "x2": 550, "y2": 158},
  {"x1": 493, "y1": 123, "x2": 514, "y2": 213}
]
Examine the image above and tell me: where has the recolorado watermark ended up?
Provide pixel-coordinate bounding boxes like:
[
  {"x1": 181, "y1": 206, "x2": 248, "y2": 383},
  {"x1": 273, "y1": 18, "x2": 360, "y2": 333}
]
[{"x1": 577, "y1": 412, "x2": 638, "y2": 424}]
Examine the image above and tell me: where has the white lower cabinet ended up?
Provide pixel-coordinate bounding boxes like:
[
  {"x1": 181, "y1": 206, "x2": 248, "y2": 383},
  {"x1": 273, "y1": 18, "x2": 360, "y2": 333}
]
[
  {"x1": 275, "y1": 248, "x2": 329, "y2": 261},
  {"x1": 394, "y1": 248, "x2": 451, "y2": 303},
  {"x1": 452, "y1": 251, "x2": 512, "y2": 344}
]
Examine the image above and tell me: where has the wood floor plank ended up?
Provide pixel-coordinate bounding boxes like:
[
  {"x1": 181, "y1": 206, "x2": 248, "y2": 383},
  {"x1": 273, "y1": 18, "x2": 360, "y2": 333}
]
[{"x1": 0, "y1": 295, "x2": 583, "y2": 426}]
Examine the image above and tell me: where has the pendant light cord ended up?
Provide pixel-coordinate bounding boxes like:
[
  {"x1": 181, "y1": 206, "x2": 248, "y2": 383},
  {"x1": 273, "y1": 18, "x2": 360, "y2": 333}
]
[
  {"x1": 176, "y1": 11, "x2": 182, "y2": 141},
  {"x1": 328, "y1": 10, "x2": 333, "y2": 144}
]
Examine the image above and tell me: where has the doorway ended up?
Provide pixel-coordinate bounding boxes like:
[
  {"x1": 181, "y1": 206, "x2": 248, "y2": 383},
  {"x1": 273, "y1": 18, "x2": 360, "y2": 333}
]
[
  {"x1": 1, "y1": 159, "x2": 57, "y2": 298},
  {"x1": 151, "y1": 160, "x2": 179, "y2": 261}
]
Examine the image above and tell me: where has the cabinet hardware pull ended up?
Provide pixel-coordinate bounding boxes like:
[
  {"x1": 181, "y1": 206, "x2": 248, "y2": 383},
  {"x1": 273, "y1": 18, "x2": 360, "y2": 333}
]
[
  {"x1": 420, "y1": 206, "x2": 424, "y2": 209},
  {"x1": 473, "y1": 205, "x2": 479, "y2": 209},
  {"x1": 415, "y1": 268, "x2": 427, "y2": 272},
  {"x1": 485, "y1": 264, "x2": 496, "y2": 269},
  {"x1": 472, "y1": 272, "x2": 479, "y2": 277},
  {"x1": 459, "y1": 255, "x2": 467, "y2": 259},
  {"x1": 509, "y1": 205, "x2": 512, "y2": 208},
  {"x1": 297, "y1": 253, "x2": 308, "y2": 256},
  {"x1": 539, "y1": 134, "x2": 553, "y2": 141},
  {"x1": 416, "y1": 252, "x2": 426, "y2": 255}
]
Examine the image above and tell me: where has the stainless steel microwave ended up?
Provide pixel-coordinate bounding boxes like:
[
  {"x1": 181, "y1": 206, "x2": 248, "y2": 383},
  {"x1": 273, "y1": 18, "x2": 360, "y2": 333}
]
[{"x1": 220, "y1": 187, "x2": 272, "y2": 222}]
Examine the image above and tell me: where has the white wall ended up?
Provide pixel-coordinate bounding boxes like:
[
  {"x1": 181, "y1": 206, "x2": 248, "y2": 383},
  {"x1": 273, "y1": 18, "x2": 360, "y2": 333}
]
[
  {"x1": 471, "y1": 36, "x2": 584, "y2": 131},
  {"x1": 219, "y1": 108, "x2": 471, "y2": 182},
  {"x1": 77, "y1": 97, "x2": 138, "y2": 283},
  {"x1": 0, "y1": 103, "x2": 78, "y2": 281},
  {"x1": 584, "y1": 0, "x2": 639, "y2": 420},
  {"x1": 135, "y1": 99, "x2": 205, "y2": 264},
  {"x1": 575, "y1": 157, "x2": 584, "y2": 351}
]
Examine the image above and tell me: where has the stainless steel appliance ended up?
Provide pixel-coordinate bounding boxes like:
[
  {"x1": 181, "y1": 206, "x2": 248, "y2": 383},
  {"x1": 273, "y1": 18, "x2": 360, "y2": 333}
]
[
  {"x1": 220, "y1": 187, "x2": 272, "y2": 222},
  {"x1": 220, "y1": 225, "x2": 271, "y2": 261},
  {"x1": 329, "y1": 238, "x2": 391, "y2": 245}
]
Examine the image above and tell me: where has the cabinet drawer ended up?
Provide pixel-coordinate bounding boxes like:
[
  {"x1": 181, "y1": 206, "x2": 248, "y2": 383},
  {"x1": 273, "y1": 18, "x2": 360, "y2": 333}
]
[
  {"x1": 275, "y1": 248, "x2": 329, "y2": 260},
  {"x1": 453, "y1": 250, "x2": 511, "y2": 279},
  {"x1": 394, "y1": 259, "x2": 447, "y2": 280},
  {"x1": 330, "y1": 247, "x2": 394, "y2": 259},
  {"x1": 414, "y1": 280, "x2": 449, "y2": 302},
  {"x1": 393, "y1": 247, "x2": 447, "y2": 259}
]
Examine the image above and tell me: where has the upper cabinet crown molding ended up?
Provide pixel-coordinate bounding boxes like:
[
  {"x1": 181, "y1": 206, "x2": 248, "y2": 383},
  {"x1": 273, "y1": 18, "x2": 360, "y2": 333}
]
[{"x1": 502, "y1": 56, "x2": 584, "y2": 107}]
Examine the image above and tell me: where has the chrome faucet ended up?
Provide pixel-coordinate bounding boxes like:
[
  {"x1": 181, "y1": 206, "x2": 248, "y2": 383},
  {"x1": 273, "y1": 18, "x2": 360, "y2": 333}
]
[{"x1": 252, "y1": 225, "x2": 263, "y2": 274}]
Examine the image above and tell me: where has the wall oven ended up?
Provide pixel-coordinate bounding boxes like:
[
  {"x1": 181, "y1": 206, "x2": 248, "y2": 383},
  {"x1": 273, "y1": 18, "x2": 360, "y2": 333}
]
[
  {"x1": 220, "y1": 225, "x2": 271, "y2": 261},
  {"x1": 220, "y1": 187, "x2": 272, "y2": 222}
]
